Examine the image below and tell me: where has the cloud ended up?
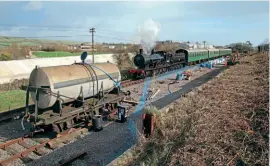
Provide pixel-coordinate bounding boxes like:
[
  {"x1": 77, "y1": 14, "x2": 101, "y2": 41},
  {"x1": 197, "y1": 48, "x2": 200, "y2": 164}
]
[
  {"x1": 0, "y1": 1, "x2": 268, "y2": 45},
  {"x1": 23, "y1": 1, "x2": 43, "y2": 11}
]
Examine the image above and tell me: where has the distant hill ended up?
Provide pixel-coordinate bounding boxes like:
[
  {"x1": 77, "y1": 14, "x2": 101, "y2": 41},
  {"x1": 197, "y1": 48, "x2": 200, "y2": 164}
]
[{"x1": 0, "y1": 36, "x2": 83, "y2": 49}]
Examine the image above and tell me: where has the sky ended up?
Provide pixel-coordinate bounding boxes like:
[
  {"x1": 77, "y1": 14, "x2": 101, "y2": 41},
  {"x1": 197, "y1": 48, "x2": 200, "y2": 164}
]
[{"x1": 0, "y1": 1, "x2": 269, "y2": 46}]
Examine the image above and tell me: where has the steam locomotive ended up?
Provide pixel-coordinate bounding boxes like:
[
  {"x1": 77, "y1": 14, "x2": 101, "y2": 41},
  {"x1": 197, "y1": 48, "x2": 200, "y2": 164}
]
[
  {"x1": 129, "y1": 48, "x2": 232, "y2": 79},
  {"x1": 133, "y1": 49, "x2": 186, "y2": 69},
  {"x1": 130, "y1": 49, "x2": 187, "y2": 78}
]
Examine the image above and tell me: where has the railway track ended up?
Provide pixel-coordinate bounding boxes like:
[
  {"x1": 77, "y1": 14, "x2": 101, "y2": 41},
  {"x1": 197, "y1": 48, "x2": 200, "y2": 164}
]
[
  {"x1": 0, "y1": 127, "x2": 88, "y2": 166},
  {"x1": 0, "y1": 107, "x2": 127, "y2": 166}
]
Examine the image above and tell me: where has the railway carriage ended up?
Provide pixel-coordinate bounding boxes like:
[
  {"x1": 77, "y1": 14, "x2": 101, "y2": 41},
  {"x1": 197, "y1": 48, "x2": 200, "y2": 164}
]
[
  {"x1": 186, "y1": 49, "x2": 208, "y2": 63},
  {"x1": 208, "y1": 48, "x2": 220, "y2": 59},
  {"x1": 219, "y1": 48, "x2": 232, "y2": 57}
]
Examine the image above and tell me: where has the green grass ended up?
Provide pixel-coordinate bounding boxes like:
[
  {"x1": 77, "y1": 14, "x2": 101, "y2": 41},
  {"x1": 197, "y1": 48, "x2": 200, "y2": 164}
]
[
  {"x1": 33, "y1": 51, "x2": 79, "y2": 57},
  {"x1": 0, "y1": 90, "x2": 27, "y2": 112},
  {"x1": 0, "y1": 36, "x2": 83, "y2": 49}
]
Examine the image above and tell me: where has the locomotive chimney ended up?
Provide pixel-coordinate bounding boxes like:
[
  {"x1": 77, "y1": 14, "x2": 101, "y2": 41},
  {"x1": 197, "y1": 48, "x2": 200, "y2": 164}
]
[
  {"x1": 151, "y1": 49, "x2": 155, "y2": 55},
  {"x1": 139, "y1": 49, "x2": 143, "y2": 54}
]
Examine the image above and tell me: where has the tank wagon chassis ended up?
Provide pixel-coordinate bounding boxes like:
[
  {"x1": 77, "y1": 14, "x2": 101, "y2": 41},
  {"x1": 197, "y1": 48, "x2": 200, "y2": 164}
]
[
  {"x1": 20, "y1": 61, "x2": 134, "y2": 135},
  {"x1": 22, "y1": 85, "x2": 131, "y2": 135}
]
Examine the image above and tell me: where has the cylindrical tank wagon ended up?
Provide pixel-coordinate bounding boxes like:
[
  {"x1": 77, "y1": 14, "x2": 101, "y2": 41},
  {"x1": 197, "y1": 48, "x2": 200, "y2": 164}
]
[
  {"x1": 29, "y1": 63, "x2": 121, "y2": 109},
  {"x1": 22, "y1": 61, "x2": 132, "y2": 134}
]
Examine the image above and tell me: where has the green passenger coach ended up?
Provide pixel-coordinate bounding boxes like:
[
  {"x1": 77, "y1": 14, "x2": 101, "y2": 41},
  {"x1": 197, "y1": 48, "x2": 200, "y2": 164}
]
[
  {"x1": 219, "y1": 49, "x2": 232, "y2": 56},
  {"x1": 186, "y1": 49, "x2": 208, "y2": 63},
  {"x1": 175, "y1": 48, "x2": 232, "y2": 65},
  {"x1": 208, "y1": 49, "x2": 220, "y2": 59}
]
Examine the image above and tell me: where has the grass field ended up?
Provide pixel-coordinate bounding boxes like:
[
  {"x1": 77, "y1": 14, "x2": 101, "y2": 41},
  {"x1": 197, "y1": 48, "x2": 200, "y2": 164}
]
[
  {"x1": 32, "y1": 51, "x2": 80, "y2": 57},
  {"x1": 0, "y1": 36, "x2": 82, "y2": 49},
  {"x1": 0, "y1": 90, "x2": 30, "y2": 112}
]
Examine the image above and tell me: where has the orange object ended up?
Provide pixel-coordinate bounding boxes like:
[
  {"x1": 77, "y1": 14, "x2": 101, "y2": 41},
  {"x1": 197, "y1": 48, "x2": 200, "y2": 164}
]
[
  {"x1": 224, "y1": 61, "x2": 228, "y2": 67},
  {"x1": 247, "y1": 130, "x2": 254, "y2": 135}
]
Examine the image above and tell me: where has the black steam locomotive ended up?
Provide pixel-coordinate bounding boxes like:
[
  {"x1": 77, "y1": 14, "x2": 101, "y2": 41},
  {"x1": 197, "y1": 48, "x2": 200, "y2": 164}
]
[
  {"x1": 130, "y1": 49, "x2": 187, "y2": 78},
  {"x1": 133, "y1": 49, "x2": 186, "y2": 69}
]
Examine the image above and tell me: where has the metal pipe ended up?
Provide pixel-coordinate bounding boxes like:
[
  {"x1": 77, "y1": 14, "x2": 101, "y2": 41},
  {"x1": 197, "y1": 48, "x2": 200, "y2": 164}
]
[
  {"x1": 139, "y1": 49, "x2": 143, "y2": 54},
  {"x1": 34, "y1": 89, "x2": 39, "y2": 122}
]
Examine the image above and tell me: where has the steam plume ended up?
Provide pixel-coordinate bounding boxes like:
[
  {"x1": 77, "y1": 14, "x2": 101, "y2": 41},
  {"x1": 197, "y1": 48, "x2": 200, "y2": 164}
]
[{"x1": 134, "y1": 19, "x2": 161, "y2": 54}]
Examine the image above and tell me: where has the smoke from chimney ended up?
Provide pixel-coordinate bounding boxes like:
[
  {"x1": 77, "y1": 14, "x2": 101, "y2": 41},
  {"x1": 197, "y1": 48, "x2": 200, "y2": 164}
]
[{"x1": 134, "y1": 19, "x2": 161, "y2": 54}]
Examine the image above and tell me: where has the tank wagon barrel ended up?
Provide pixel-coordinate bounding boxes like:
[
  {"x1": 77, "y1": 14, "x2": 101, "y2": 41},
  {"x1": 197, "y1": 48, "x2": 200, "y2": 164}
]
[
  {"x1": 29, "y1": 63, "x2": 121, "y2": 109},
  {"x1": 21, "y1": 61, "x2": 133, "y2": 134}
]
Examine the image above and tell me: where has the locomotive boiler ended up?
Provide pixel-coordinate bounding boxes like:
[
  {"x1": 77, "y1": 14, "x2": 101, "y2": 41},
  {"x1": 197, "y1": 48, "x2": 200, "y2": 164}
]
[{"x1": 133, "y1": 49, "x2": 164, "y2": 69}]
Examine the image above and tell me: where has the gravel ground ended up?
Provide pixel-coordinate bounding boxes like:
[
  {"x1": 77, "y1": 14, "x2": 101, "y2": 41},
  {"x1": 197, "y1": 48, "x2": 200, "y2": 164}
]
[
  {"x1": 123, "y1": 65, "x2": 220, "y2": 105},
  {"x1": 0, "y1": 63, "x2": 225, "y2": 166},
  {"x1": 26, "y1": 120, "x2": 139, "y2": 166},
  {"x1": 0, "y1": 120, "x2": 29, "y2": 141}
]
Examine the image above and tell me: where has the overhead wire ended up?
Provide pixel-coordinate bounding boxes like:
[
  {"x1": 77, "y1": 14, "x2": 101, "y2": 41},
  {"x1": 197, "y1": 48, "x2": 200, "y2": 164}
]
[{"x1": 0, "y1": 24, "x2": 139, "y2": 44}]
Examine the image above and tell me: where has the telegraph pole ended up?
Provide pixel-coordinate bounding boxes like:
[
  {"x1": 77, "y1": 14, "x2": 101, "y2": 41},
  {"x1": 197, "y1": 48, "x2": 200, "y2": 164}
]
[{"x1": 89, "y1": 28, "x2": 95, "y2": 63}]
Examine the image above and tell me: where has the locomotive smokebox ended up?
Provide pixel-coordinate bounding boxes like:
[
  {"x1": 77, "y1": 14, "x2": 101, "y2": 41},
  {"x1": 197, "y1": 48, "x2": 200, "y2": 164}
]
[{"x1": 139, "y1": 49, "x2": 143, "y2": 54}]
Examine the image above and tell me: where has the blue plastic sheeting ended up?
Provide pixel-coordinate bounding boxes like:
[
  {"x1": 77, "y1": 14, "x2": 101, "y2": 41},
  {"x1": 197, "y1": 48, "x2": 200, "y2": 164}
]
[{"x1": 200, "y1": 57, "x2": 225, "y2": 69}]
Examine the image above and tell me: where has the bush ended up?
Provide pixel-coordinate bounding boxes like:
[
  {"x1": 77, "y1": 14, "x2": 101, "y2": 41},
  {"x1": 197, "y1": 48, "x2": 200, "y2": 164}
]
[{"x1": 0, "y1": 52, "x2": 12, "y2": 61}]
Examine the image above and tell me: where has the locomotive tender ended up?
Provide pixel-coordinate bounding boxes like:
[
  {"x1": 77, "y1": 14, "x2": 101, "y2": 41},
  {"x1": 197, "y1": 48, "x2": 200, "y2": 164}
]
[{"x1": 131, "y1": 48, "x2": 232, "y2": 78}]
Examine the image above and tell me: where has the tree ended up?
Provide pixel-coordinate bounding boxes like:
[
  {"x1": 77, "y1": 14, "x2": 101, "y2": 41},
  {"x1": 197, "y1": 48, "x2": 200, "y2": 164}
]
[
  {"x1": 246, "y1": 41, "x2": 252, "y2": 46},
  {"x1": 229, "y1": 42, "x2": 253, "y2": 53},
  {"x1": 0, "y1": 52, "x2": 12, "y2": 61}
]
